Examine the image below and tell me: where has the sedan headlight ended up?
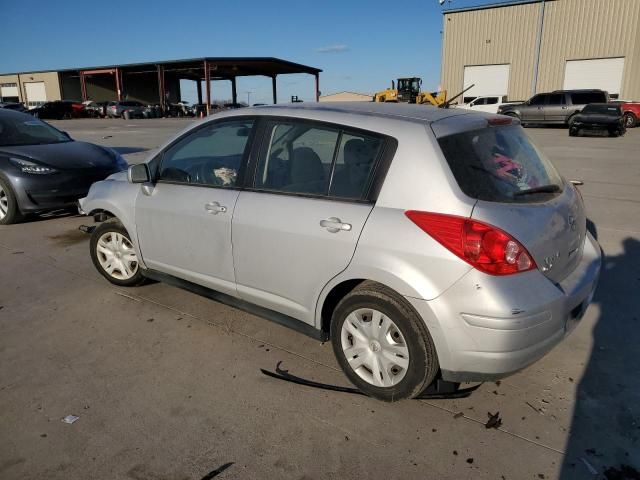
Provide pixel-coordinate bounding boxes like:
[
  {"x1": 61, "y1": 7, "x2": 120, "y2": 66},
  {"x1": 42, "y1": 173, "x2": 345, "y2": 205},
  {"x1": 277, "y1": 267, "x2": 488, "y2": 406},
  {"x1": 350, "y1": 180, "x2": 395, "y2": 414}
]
[{"x1": 9, "y1": 157, "x2": 56, "y2": 174}]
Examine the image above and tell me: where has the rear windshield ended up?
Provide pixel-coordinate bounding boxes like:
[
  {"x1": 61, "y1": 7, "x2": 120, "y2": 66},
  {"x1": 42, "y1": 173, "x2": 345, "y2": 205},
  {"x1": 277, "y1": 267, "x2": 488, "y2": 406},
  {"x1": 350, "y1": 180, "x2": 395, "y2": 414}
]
[
  {"x1": 582, "y1": 104, "x2": 620, "y2": 115},
  {"x1": 438, "y1": 125, "x2": 563, "y2": 203}
]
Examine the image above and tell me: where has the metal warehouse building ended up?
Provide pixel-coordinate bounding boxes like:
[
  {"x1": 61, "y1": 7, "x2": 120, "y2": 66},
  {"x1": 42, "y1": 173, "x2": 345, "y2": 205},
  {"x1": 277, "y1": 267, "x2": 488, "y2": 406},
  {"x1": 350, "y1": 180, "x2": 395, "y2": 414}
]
[{"x1": 441, "y1": 0, "x2": 640, "y2": 102}]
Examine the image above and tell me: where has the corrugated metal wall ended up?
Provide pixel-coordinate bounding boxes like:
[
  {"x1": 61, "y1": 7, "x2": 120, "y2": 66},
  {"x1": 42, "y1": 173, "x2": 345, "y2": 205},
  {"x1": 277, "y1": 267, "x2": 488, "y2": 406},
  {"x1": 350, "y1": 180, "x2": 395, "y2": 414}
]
[
  {"x1": 442, "y1": 0, "x2": 640, "y2": 101},
  {"x1": 441, "y1": 2, "x2": 541, "y2": 102},
  {"x1": 537, "y1": 0, "x2": 640, "y2": 98}
]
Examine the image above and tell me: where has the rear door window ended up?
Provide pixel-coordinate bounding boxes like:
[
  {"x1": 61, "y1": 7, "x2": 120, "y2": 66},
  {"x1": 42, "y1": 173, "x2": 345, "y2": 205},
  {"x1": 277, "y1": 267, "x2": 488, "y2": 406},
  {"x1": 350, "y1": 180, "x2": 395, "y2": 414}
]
[
  {"x1": 437, "y1": 125, "x2": 563, "y2": 202},
  {"x1": 255, "y1": 122, "x2": 339, "y2": 195},
  {"x1": 254, "y1": 120, "x2": 384, "y2": 199},
  {"x1": 329, "y1": 133, "x2": 383, "y2": 199},
  {"x1": 548, "y1": 94, "x2": 565, "y2": 105},
  {"x1": 571, "y1": 92, "x2": 607, "y2": 104}
]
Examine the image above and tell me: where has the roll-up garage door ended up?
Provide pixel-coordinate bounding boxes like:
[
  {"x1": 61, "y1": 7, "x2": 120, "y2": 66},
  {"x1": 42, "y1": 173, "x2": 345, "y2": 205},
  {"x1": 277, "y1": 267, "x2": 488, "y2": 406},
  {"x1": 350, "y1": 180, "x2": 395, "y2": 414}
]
[
  {"x1": 462, "y1": 64, "x2": 510, "y2": 101},
  {"x1": 563, "y1": 58, "x2": 624, "y2": 96},
  {"x1": 24, "y1": 81, "x2": 47, "y2": 109},
  {"x1": 0, "y1": 83, "x2": 19, "y2": 102}
]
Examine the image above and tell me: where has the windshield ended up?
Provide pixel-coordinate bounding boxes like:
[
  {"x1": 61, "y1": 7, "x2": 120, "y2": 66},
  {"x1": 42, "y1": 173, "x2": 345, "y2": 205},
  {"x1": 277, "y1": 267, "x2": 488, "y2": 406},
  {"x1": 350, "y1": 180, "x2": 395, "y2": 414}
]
[
  {"x1": 438, "y1": 125, "x2": 563, "y2": 202},
  {"x1": 0, "y1": 115, "x2": 71, "y2": 147},
  {"x1": 582, "y1": 104, "x2": 620, "y2": 115},
  {"x1": 398, "y1": 79, "x2": 420, "y2": 91}
]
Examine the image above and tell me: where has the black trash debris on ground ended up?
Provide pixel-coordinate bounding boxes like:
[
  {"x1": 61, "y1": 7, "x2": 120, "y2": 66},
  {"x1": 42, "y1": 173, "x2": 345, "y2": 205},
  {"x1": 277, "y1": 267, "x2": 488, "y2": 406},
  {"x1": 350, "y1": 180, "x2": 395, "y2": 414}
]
[
  {"x1": 260, "y1": 361, "x2": 482, "y2": 400},
  {"x1": 485, "y1": 411, "x2": 502, "y2": 429}
]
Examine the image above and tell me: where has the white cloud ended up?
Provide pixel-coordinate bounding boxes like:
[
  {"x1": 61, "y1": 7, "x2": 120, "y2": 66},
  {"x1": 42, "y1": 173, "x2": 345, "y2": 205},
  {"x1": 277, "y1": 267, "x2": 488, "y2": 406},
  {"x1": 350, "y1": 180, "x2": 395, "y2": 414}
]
[{"x1": 315, "y1": 44, "x2": 350, "y2": 53}]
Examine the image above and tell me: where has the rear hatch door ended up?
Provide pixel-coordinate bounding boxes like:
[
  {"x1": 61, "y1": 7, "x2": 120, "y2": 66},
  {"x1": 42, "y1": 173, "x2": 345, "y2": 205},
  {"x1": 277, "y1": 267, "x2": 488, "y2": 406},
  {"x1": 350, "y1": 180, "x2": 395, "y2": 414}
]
[{"x1": 433, "y1": 116, "x2": 586, "y2": 284}]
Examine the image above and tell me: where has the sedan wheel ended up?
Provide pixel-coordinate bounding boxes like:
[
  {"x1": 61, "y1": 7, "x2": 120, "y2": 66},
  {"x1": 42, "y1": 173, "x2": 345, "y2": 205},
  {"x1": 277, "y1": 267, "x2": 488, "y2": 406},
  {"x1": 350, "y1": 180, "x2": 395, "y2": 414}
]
[
  {"x1": 0, "y1": 179, "x2": 22, "y2": 225},
  {"x1": 96, "y1": 231, "x2": 138, "y2": 280},
  {"x1": 0, "y1": 187, "x2": 8, "y2": 220},
  {"x1": 90, "y1": 221, "x2": 146, "y2": 286},
  {"x1": 331, "y1": 282, "x2": 439, "y2": 401},
  {"x1": 341, "y1": 308, "x2": 410, "y2": 387}
]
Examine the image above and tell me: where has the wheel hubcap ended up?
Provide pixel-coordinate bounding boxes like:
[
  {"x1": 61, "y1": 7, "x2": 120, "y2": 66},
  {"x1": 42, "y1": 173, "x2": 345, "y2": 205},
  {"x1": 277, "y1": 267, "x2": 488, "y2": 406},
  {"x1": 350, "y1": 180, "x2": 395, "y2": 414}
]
[
  {"x1": 0, "y1": 187, "x2": 8, "y2": 220},
  {"x1": 96, "y1": 231, "x2": 138, "y2": 280},
  {"x1": 341, "y1": 308, "x2": 409, "y2": 388}
]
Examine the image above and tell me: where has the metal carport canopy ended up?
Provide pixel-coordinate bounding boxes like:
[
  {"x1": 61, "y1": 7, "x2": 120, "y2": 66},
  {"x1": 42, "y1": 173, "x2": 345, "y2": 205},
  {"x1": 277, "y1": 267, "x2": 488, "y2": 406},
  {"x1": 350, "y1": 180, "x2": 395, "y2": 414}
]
[{"x1": 75, "y1": 57, "x2": 321, "y2": 105}]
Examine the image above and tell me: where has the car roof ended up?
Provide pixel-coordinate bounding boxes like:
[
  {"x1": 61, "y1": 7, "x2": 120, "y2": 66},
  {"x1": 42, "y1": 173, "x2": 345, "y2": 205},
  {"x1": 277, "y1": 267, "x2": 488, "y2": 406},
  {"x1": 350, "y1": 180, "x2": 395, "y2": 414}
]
[
  {"x1": 0, "y1": 108, "x2": 34, "y2": 120},
  {"x1": 226, "y1": 102, "x2": 473, "y2": 124}
]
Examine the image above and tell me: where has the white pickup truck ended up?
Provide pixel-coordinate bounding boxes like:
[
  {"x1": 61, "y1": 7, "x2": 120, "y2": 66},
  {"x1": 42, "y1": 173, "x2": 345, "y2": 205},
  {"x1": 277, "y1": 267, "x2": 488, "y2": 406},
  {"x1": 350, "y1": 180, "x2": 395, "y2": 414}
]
[{"x1": 455, "y1": 95, "x2": 519, "y2": 114}]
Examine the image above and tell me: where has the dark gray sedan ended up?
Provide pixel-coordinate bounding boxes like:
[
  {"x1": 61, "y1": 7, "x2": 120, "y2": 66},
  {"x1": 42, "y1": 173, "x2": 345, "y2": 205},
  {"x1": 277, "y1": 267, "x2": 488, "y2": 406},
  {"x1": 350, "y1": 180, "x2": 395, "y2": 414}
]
[{"x1": 0, "y1": 109, "x2": 128, "y2": 224}]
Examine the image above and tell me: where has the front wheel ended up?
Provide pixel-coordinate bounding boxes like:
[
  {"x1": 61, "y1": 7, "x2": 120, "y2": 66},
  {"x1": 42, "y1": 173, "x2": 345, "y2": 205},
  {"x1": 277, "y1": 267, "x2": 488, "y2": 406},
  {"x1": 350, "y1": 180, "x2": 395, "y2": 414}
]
[
  {"x1": 0, "y1": 178, "x2": 23, "y2": 225},
  {"x1": 90, "y1": 221, "x2": 146, "y2": 286},
  {"x1": 331, "y1": 282, "x2": 439, "y2": 402}
]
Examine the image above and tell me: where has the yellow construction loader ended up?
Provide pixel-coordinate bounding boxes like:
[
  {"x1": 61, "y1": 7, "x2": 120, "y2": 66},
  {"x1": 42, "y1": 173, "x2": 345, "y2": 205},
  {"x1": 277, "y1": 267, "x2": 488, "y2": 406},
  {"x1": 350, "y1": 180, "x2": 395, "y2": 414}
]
[{"x1": 373, "y1": 77, "x2": 473, "y2": 107}]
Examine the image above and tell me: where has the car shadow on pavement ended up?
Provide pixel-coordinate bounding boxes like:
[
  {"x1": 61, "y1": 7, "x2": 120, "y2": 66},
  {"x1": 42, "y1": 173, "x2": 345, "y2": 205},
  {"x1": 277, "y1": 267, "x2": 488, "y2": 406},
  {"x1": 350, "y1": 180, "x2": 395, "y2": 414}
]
[
  {"x1": 111, "y1": 147, "x2": 149, "y2": 155},
  {"x1": 560, "y1": 221, "x2": 640, "y2": 478},
  {"x1": 19, "y1": 209, "x2": 81, "y2": 224}
]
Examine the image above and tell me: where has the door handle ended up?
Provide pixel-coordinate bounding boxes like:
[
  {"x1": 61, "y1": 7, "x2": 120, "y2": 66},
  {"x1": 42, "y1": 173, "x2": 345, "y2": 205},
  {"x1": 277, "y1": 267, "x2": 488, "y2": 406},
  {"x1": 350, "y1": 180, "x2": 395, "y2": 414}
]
[
  {"x1": 320, "y1": 217, "x2": 352, "y2": 233},
  {"x1": 204, "y1": 202, "x2": 227, "y2": 214},
  {"x1": 561, "y1": 106, "x2": 568, "y2": 109}
]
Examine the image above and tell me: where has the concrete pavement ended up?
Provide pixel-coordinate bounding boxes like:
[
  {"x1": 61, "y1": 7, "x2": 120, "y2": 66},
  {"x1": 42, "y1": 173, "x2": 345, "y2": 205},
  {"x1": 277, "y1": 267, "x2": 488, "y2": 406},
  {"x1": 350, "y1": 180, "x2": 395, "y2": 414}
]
[{"x1": 1, "y1": 118, "x2": 638, "y2": 479}]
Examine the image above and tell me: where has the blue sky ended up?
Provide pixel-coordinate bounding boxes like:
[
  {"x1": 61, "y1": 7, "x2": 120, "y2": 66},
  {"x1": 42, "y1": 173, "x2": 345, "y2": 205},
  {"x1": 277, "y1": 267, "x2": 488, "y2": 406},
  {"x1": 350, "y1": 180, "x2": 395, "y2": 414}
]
[{"x1": 1, "y1": 0, "x2": 515, "y2": 104}]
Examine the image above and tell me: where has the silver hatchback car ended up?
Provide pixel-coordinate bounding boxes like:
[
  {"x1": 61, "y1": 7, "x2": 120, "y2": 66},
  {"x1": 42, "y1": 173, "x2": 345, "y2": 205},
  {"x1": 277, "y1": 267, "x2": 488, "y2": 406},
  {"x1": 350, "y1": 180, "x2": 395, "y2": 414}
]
[{"x1": 79, "y1": 103, "x2": 601, "y2": 401}]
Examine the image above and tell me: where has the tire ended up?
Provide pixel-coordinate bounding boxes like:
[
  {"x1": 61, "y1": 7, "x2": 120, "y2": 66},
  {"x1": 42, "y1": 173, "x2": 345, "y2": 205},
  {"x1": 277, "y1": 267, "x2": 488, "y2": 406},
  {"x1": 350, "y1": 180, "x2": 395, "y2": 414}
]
[
  {"x1": 330, "y1": 281, "x2": 439, "y2": 402},
  {"x1": 623, "y1": 112, "x2": 637, "y2": 128},
  {"x1": 90, "y1": 220, "x2": 146, "y2": 287},
  {"x1": 569, "y1": 127, "x2": 579, "y2": 137},
  {"x1": 0, "y1": 177, "x2": 23, "y2": 225},
  {"x1": 567, "y1": 114, "x2": 577, "y2": 128}
]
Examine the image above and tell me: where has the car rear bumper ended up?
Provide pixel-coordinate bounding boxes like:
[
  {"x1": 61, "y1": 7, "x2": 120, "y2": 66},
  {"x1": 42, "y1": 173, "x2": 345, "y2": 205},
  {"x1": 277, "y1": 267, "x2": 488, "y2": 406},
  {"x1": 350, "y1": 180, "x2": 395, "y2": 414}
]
[
  {"x1": 573, "y1": 122, "x2": 623, "y2": 130},
  {"x1": 408, "y1": 232, "x2": 601, "y2": 383}
]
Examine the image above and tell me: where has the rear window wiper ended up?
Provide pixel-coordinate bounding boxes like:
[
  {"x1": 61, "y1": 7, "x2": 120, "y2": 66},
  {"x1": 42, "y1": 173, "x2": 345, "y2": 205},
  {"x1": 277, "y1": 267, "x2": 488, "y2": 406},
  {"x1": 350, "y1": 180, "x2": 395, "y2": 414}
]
[{"x1": 513, "y1": 184, "x2": 561, "y2": 196}]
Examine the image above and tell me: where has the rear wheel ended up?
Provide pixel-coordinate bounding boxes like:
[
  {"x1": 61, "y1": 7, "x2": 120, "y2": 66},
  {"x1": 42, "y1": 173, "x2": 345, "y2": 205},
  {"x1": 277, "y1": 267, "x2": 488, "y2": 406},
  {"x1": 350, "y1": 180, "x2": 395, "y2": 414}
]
[
  {"x1": 623, "y1": 112, "x2": 636, "y2": 128},
  {"x1": 90, "y1": 221, "x2": 146, "y2": 287},
  {"x1": 0, "y1": 178, "x2": 23, "y2": 225},
  {"x1": 331, "y1": 282, "x2": 439, "y2": 402}
]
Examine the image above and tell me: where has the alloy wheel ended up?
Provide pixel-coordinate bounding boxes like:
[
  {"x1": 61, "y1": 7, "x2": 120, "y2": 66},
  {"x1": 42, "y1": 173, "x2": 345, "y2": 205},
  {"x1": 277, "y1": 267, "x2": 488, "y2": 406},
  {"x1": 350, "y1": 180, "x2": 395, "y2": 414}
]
[
  {"x1": 0, "y1": 186, "x2": 8, "y2": 220},
  {"x1": 96, "y1": 231, "x2": 139, "y2": 280},
  {"x1": 340, "y1": 308, "x2": 410, "y2": 387}
]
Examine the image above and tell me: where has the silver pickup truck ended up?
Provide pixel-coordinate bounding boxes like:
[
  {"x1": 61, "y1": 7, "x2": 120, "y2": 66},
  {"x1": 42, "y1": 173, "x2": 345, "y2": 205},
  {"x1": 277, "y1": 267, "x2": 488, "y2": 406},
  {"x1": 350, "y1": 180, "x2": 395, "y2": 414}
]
[{"x1": 497, "y1": 89, "x2": 609, "y2": 127}]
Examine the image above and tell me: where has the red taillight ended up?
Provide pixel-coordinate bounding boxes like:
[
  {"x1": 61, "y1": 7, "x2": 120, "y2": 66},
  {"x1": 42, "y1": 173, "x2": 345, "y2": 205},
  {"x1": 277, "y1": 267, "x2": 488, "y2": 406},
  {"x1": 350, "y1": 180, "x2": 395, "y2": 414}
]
[{"x1": 405, "y1": 211, "x2": 536, "y2": 276}]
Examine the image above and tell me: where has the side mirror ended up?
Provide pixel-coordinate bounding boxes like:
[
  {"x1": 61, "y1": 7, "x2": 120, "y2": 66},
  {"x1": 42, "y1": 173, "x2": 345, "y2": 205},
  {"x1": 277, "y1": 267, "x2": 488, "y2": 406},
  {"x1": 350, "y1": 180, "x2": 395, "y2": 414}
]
[
  {"x1": 62, "y1": 131, "x2": 72, "y2": 139},
  {"x1": 128, "y1": 163, "x2": 151, "y2": 183}
]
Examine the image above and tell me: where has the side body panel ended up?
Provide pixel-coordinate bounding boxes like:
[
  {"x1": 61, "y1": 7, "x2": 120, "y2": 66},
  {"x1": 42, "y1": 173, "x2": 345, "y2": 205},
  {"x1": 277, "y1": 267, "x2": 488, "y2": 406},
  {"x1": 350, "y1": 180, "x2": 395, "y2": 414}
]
[{"x1": 233, "y1": 192, "x2": 373, "y2": 325}]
